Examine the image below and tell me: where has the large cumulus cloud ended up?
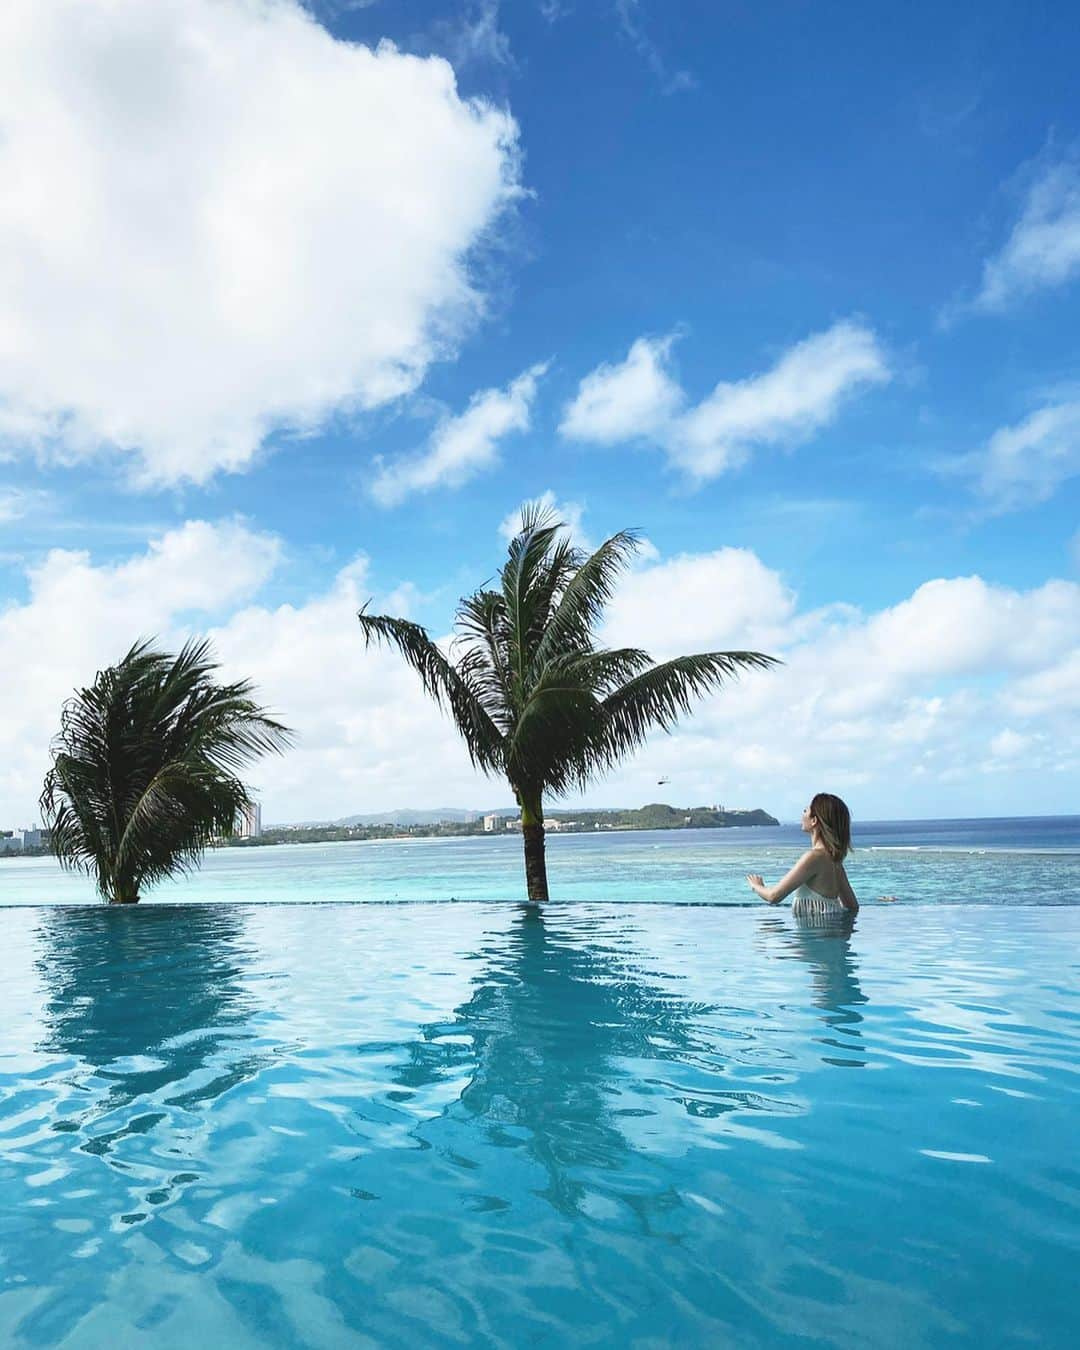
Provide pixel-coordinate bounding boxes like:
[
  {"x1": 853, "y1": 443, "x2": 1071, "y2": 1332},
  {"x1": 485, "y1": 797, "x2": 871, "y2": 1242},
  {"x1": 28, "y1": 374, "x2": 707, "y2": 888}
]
[{"x1": 0, "y1": 0, "x2": 520, "y2": 484}]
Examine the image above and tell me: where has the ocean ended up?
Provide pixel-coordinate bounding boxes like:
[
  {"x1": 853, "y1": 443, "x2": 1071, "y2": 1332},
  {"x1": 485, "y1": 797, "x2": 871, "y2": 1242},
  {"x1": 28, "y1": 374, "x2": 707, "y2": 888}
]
[{"x1": 1, "y1": 814, "x2": 1078, "y2": 907}]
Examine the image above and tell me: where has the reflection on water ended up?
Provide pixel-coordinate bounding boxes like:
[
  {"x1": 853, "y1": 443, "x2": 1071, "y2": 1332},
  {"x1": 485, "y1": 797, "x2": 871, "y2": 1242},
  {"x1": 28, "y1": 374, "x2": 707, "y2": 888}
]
[
  {"x1": 760, "y1": 911, "x2": 869, "y2": 1067},
  {"x1": 374, "y1": 904, "x2": 837, "y2": 1253},
  {"x1": 6, "y1": 905, "x2": 265, "y2": 1315},
  {"x1": 36, "y1": 905, "x2": 260, "y2": 1111},
  {"x1": 405, "y1": 907, "x2": 710, "y2": 1220},
  {"x1": 37, "y1": 905, "x2": 253, "y2": 1061}
]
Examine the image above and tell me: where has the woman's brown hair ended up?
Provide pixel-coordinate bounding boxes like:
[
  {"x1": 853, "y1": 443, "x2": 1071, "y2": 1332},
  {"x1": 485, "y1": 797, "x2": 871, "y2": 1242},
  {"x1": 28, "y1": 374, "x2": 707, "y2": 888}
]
[{"x1": 810, "y1": 792, "x2": 851, "y2": 861}]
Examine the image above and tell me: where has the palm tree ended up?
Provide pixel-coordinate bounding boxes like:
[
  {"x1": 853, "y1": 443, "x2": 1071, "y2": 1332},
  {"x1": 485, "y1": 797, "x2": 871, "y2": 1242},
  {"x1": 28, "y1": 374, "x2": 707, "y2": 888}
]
[
  {"x1": 40, "y1": 639, "x2": 293, "y2": 904},
  {"x1": 357, "y1": 505, "x2": 778, "y2": 902}
]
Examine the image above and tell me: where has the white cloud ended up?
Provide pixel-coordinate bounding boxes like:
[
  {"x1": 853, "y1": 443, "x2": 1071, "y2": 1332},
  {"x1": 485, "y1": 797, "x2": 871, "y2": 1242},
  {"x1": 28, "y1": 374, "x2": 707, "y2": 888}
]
[
  {"x1": 20, "y1": 520, "x2": 280, "y2": 628},
  {"x1": 2, "y1": 521, "x2": 1078, "y2": 826},
  {"x1": 370, "y1": 363, "x2": 546, "y2": 506},
  {"x1": 560, "y1": 321, "x2": 890, "y2": 482},
  {"x1": 989, "y1": 728, "x2": 1030, "y2": 760},
  {"x1": 559, "y1": 335, "x2": 683, "y2": 445},
  {"x1": 498, "y1": 490, "x2": 592, "y2": 551},
  {"x1": 849, "y1": 575, "x2": 1079, "y2": 682},
  {"x1": 1003, "y1": 651, "x2": 1080, "y2": 718},
  {"x1": 602, "y1": 548, "x2": 797, "y2": 656},
  {"x1": 672, "y1": 322, "x2": 889, "y2": 479},
  {"x1": 0, "y1": 519, "x2": 281, "y2": 822},
  {"x1": 429, "y1": 1, "x2": 514, "y2": 70},
  {"x1": 590, "y1": 550, "x2": 1079, "y2": 816},
  {"x1": 0, "y1": 0, "x2": 520, "y2": 486},
  {"x1": 975, "y1": 159, "x2": 1080, "y2": 312},
  {"x1": 963, "y1": 401, "x2": 1080, "y2": 513},
  {"x1": 0, "y1": 488, "x2": 49, "y2": 523},
  {"x1": 0, "y1": 519, "x2": 484, "y2": 827},
  {"x1": 208, "y1": 568, "x2": 481, "y2": 820}
]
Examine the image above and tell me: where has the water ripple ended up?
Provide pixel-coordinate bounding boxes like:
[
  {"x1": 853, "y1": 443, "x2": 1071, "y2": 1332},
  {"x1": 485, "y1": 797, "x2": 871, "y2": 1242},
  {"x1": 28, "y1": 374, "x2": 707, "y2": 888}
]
[{"x1": 1, "y1": 903, "x2": 1078, "y2": 1347}]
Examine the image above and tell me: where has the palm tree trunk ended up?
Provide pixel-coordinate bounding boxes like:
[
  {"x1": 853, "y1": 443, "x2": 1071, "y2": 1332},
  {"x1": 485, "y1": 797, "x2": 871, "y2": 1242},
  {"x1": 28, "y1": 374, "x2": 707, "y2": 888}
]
[
  {"x1": 519, "y1": 793, "x2": 549, "y2": 903},
  {"x1": 106, "y1": 868, "x2": 139, "y2": 904}
]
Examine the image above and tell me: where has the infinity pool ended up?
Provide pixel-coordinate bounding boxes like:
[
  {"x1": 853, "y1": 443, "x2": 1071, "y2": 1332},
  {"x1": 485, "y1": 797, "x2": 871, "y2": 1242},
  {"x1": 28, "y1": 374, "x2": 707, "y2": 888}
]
[{"x1": 1, "y1": 902, "x2": 1077, "y2": 1347}]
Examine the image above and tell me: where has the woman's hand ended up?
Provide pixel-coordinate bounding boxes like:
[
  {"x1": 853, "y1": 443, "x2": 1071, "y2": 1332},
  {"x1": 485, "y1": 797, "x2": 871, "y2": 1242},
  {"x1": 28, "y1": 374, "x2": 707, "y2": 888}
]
[{"x1": 746, "y1": 873, "x2": 766, "y2": 897}]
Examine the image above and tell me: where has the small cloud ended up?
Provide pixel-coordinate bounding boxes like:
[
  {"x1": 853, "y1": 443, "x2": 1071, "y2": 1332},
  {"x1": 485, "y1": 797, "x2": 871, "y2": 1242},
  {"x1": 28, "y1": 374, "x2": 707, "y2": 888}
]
[
  {"x1": 968, "y1": 155, "x2": 1080, "y2": 314},
  {"x1": 558, "y1": 334, "x2": 683, "y2": 445},
  {"x1": 538, "y1": 1, "x2": 572, "y2": 21},
  {"x1": 498, "y1": 490, "x2": 592, "y2": 551},
  {"x1": 956, "y1": 401, "x2": 1080, "y2": 514},
  {"x1": 670, "y1": 322, "x2": 889, "y2": 480},
  {"x1": 0, "y1": 487, "x2": 51, "y2": 524},
  {"x1": 614, "y1": 0, "x2": 695, "y2": 95},
  {"x1": 419, "y1": 1, "x2": 515, "y2": 71},
  {"x1": 560, "y1": 321, "x2": 890, "y2": 484},
  {"x1": 370, "y1": 363, "x2": 547, "y2": 507},
  {"x1": 989, "y1": 728, "x2": 1030, "y2": 759}
]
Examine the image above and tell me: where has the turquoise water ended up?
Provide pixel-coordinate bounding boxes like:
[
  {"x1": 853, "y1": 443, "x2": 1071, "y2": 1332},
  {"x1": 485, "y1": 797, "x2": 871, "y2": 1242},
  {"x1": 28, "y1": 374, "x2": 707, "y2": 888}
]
[
  {"x1": 2, "y1": 900, "x2": 1078, "y2": 1347},
  {"x1": 2, "y1": 823, "x2": 1079, "y2": 1345},
  {"x1": 2, "y1": 818, "x2": 1079, "y2": 907}
]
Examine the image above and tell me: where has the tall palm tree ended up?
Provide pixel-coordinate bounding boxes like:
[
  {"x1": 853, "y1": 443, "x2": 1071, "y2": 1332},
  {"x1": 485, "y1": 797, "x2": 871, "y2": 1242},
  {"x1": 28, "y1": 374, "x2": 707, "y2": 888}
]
[
  {"x1": 41, "y1": 639, "x2": 293, "y2": 904},
  {"x1": 358, "y1": 506, "x2": 777, "y2": 902}
]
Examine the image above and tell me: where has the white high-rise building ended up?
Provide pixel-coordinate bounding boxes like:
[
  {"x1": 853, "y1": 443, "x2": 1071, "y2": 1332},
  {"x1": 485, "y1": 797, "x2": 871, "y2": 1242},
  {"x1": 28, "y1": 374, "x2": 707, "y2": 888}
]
[
  {"x1": 482, "y1": 813, "x2": 500, "y2": 832},
  {"x1": 236, "y1": 801, "x2": 262, "y2": 838}
]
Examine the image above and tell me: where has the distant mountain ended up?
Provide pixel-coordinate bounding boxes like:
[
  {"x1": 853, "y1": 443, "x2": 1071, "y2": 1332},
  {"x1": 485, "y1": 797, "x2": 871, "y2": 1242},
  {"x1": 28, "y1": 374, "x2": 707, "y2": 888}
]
[
  {"x1": 330, "y1": 807, "x2": 514, "y2": 827},
  {"x1": 273, "y1": 803, "x2": 776, "y2": 830}
]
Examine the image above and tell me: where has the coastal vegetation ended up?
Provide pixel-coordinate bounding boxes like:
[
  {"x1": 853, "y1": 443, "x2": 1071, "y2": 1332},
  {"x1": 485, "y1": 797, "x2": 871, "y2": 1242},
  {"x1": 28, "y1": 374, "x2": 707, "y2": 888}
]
[
  {"x1": 358, "y1": 505, "x2": 777, "y2": 901},
  {"x1": 216, "y1": 804, "x2": 779, "y2": 848},
  {"x1": 40, "y1": 639, "x2": 292, "y2": 904}
]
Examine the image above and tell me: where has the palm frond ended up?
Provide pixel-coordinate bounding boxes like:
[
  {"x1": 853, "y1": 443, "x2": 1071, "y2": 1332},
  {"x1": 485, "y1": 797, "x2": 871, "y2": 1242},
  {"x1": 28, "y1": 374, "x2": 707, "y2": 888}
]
[
  {"x1": 588, "y1": 651, "x2": 779, "y2": 773},
  {"x1": 453, "y1": 589, "x2": 513, "y2": 720},
  {"x1": 531, "y1": 530, "x2": 641, "y2": 673},
  {"x1": 40, "y1": 639, "x2": 293, "y2": 902},
  {"x1": 501, "y1": 511, "x2": 566, "y2": 694},
  {"x1": 357, "y1": 608, "x2": 504, "y2": 771}
]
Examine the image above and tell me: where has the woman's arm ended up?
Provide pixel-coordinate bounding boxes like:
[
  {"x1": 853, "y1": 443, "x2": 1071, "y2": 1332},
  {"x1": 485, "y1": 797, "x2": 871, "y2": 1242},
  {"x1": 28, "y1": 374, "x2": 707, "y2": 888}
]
[
  {"x1": 747, "y1": 851, "x2": 817, "y2": 904},
  {"x1": 837, "y1": 866, "x2": 859, "y2": 913}
]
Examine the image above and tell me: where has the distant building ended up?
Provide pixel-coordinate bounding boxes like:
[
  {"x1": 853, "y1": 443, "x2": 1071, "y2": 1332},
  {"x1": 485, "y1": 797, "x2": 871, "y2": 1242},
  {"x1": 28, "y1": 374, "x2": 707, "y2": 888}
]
[
  {"x1": 504, "y1": 817, "x2": 522, "y2": 830},
  {"x1": 236, "y1": 801, "x2": 262, "y2": 838},
  {"x1": 482, "y1": 813, "x2": 500, "y2": 832},
  {"x1": 0, "y1": 826, "x2": 44, "y2": 852}
]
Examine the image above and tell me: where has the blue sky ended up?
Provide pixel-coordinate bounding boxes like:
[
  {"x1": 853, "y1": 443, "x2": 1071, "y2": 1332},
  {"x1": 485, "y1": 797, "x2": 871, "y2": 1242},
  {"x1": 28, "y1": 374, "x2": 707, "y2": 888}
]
[{"x1": 0, "y1": 0, "x2": 1077, "y2": 824}]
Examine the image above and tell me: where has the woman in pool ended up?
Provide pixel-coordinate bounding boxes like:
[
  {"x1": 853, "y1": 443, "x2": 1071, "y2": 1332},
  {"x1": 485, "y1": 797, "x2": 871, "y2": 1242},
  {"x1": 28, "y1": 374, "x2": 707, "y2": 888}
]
[{"x1": 746, "y1": 793, "x2": 858, "y2": 915}]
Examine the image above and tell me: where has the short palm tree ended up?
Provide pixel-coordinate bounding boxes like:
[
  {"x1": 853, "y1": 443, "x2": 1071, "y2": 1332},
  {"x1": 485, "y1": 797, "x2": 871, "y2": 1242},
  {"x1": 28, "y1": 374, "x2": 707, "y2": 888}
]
[
  {"x1": 41, "y1": 639, "x2": 293, "y2": 904},
  {"x1": 358, "y1": 506, "x2": 777, "y2": 902}
]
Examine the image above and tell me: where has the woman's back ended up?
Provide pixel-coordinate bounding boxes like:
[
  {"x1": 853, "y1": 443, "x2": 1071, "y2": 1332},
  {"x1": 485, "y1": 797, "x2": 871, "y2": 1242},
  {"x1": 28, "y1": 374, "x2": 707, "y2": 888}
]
[{"x1": 791, "y1": 850, "x2": 850, "y2": 915}]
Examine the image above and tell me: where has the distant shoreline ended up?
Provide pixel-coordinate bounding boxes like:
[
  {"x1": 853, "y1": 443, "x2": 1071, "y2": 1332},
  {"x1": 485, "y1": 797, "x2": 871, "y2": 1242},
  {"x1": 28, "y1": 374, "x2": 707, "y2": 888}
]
[{"x1": 216, "y1": 805, "x2": 780, "y2": 850}]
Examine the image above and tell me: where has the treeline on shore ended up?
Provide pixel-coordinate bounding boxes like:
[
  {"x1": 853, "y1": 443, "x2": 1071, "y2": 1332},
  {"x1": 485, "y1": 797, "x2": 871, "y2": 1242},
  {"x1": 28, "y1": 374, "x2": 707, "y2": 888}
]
[{"x1": 220, "y1": 803, "x2": 779, "y2": 849}]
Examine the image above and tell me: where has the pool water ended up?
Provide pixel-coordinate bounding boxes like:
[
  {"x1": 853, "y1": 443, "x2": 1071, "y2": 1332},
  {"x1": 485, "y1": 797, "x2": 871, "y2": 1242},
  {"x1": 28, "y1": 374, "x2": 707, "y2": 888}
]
[{"x1": 1, "y1": 902, "x2": 1077, "y2": 1347}]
